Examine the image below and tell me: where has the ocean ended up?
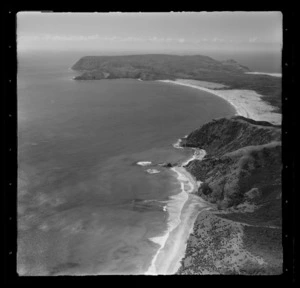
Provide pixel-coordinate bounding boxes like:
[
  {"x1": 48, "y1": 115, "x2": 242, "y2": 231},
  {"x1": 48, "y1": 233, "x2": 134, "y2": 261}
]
[{"x1": 17, "y1": 51, "x2": 238, "y2": 275}]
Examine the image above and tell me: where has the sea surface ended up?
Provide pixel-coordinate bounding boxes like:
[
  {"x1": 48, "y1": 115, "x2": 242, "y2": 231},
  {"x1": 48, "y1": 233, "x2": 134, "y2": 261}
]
[{"x1": 17, "y1": 51, "x2": 237, "y2": 275}]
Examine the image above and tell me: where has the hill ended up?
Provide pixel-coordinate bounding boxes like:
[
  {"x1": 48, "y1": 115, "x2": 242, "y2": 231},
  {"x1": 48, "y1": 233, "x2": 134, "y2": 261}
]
[{"x1": 177, "y1": 116, "x2": 282, "y2": 275}]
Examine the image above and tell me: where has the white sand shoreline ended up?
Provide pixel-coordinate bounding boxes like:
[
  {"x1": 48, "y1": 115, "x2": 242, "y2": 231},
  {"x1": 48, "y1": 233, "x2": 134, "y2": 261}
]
[
  {"x1": 245, "y1": 72, "x2": 282, "y2": 77},
  {"x1": 145, "y1": 167, "x2": 190, "y2": 275},
  {"x1": 145, "y1": 149, "x2": 208, "y2": 275},
  {"x1": 148, "y1": 76, "x2": 281, "y2": 274},
  {"x1": 158, "y1": 79, "x2": 281, "y2": 125}
]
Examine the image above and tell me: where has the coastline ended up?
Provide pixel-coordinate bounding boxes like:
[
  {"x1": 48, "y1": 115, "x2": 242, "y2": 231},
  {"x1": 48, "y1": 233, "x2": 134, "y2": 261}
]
[
  {"x1": 157, "y1": 78, "x2": 282, "y2": 274},
  {"x1": 145, "y1": 149, "x2": 210, "y2": 275},
  {"x1": 70, "y1": 71, "x2": 281, "y2": 274},
  {"x1": 157, "y1": 79, "x2": 282, "y2": 125}
]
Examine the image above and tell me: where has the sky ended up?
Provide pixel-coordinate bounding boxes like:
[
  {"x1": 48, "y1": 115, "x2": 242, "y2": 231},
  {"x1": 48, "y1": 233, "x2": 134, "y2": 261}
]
[{"x1": 17, "y1": 12, "x2": 282, "y2": 54}]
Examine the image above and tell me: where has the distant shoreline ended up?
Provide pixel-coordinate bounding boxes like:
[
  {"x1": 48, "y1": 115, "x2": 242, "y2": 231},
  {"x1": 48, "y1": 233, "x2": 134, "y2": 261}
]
[
  {"x1": 157, "y1": 79, "x2": 282, "y2": 125},
  {"x1": 244, "y1": 72, "x2": 281, "y2": 78}
]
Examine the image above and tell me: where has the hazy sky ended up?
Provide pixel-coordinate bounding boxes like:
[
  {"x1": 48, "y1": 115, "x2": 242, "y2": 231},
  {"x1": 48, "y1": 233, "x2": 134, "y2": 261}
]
[{"x1": 17, "y1": 12, "x2": 282, "y2": 54}]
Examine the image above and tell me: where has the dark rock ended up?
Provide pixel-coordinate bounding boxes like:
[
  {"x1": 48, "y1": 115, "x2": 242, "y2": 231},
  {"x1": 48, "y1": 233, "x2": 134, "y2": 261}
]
[{"x1": 160, "y1": 162, "x2": 173, "y2": 168}]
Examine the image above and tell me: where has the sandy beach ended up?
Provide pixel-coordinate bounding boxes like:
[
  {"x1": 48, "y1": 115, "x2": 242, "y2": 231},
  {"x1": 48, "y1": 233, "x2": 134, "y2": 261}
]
[
  {"x1": 158, "y1": 79, "x2": 282, "y2": 125},
  {"x1": 145, "y1": 149, "x2": 209, "y2": 275},
  {"x1": 244, "y1": 72, "x2": 282, "y2": 78}
]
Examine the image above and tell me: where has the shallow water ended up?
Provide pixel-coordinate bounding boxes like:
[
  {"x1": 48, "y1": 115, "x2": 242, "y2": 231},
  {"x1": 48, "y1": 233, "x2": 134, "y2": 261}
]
[{"x1": 17, "y1": 51, "x2": 236, "y2": 275}]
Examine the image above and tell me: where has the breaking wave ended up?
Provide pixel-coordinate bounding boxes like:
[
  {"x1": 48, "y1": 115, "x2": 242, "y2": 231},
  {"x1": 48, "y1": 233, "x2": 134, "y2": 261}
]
[
  {"x1": 146, "y1": 169, "x2": 161, "y2": 174},
  {"x1": 136, "y1": 161, "x2": 152, "y2": 166}
]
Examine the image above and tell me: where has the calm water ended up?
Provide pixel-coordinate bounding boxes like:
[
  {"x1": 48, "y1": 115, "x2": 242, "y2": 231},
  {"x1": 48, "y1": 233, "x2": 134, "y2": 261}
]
[{"x1": 17, "y1": 52, "x2": 236, "y2": 275}]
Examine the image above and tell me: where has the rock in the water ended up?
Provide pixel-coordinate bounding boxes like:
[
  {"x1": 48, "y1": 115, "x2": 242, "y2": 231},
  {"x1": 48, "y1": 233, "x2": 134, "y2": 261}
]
[{"x1": 161, "y1": 162, "x2": 173, "y2": 168}]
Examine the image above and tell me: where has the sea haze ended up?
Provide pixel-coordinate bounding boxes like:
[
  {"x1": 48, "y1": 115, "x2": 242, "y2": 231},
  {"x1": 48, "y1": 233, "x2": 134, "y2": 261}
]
[{"x1": 17, "y1": 51, "x2": 237, "y2": 275}]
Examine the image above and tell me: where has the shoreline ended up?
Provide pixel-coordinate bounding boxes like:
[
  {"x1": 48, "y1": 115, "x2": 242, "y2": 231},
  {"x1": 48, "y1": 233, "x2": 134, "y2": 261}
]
[
  {"x1": 157, "y1": 79, "x2": 281, "y2": 125},
  {"x1": 244, "y1": 72, "x2": 281, "y2": 77},
  {"x1": 145, "y1": 149, "x2": 209, "y2": 275}
]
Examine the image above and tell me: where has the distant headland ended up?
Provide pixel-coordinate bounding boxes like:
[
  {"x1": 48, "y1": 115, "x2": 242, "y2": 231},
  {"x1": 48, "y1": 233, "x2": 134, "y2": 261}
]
[{"x1": 72, "y1": 54, "x2": 281, "y2": 112}]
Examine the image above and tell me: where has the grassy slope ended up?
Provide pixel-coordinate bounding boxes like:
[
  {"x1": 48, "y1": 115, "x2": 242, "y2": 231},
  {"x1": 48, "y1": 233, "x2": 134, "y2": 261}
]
[{"x1": 177, "y1": 210, "x2": 282, "y2": 275}]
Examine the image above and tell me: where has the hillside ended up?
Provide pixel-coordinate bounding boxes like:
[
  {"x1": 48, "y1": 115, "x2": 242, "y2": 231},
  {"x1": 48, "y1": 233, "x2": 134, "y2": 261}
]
[
  {"x1": 177, "y1": 116, "x2": 282, "y2": 275},
  {"x1": 72, "y1": 54, "x2": 250, "y2": 76},
  {"x1": 181, "y1": 116, "x2": 281, "y2": 157},
  {"x1": 71, "y1": 54, "x2": 281, "y2": 111}
]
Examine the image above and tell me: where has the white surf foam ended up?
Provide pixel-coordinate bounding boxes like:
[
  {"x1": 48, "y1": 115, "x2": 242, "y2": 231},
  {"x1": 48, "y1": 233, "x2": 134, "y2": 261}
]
[
  {"x1": 146, "y1": 189, "x2": 188, "y2": 274},
  {"x1": 146, "y1": 169, "x2": 161, "y2": 174},
  {"x1": 146, "y1": 166, "x2": 198, "y2": 275},
  {"x1": 137, "y1": 161, "x2": 152, "y2": 166},
  {"x1": 145, "y1": 145, "x2": 209, "y2": 275},
  {"x1": 173, "y1": 138, "x2": 184, "y2": 149}
]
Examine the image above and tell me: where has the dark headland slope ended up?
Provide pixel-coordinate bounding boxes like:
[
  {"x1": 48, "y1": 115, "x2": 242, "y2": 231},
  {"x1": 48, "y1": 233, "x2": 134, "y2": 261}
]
[
  {"x1": 72, "y1": 54, "x2": 281, "y2": 110},
  {"x1": 178, "y1": 116, "x2": 282, "y2": 274}
]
